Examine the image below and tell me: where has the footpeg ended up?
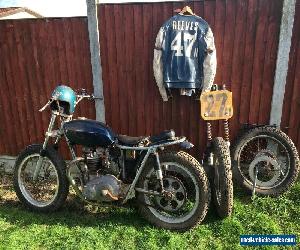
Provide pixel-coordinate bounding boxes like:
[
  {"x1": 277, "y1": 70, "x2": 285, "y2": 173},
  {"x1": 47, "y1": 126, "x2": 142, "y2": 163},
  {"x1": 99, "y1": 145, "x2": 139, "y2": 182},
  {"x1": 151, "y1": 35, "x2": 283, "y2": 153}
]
[{"x1": 101, "y1": 189, "x2": 119, "y2": 201}]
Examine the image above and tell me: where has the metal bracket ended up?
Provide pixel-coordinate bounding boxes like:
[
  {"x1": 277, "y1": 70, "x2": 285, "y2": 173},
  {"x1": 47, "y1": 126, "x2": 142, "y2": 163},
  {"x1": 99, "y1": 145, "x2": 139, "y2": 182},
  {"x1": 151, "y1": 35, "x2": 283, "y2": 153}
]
[
  {"x1": 252, "y1": 166, "x2": 259, "y2": 199},
  {"x1": 122, "y1": 148, "x2": 155, "y2": 204},
  {"x1": 93, "y1": 95, "x2": 104, "y2": 100}
]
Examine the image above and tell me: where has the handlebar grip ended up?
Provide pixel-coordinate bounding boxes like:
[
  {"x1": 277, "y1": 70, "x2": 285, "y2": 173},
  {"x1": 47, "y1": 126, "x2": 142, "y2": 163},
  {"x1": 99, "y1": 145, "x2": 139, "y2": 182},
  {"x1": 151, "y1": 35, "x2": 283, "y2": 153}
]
[
  {"x1": 39, "y1": 100, "x2": 52, "y2": 112},
  {"x1": 76, "y1": 88, "x2": 87, "y2": 96}
]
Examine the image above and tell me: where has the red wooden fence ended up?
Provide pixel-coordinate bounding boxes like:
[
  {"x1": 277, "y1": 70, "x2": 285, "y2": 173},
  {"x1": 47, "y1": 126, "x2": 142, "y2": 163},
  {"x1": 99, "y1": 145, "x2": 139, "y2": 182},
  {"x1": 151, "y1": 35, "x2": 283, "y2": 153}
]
[
  {"x1": 0, "y1": 18, "x2": 95, "y2": 156},
  {"x1": 281, "y1": 0, "x2": 300, "y2": 151},
  {"x1": 0, "y1": 0, "x2": 285, "y2": 159},
  {"x1": 98, "y1": 0, "x2": 282, "y2": 157}
]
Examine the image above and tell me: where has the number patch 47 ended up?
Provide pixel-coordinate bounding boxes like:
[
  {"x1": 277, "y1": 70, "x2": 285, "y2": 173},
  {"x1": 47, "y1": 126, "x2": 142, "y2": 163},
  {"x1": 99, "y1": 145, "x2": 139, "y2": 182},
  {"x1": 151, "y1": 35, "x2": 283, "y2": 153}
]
[{"x1": 171, "y1": 32, "x2": 198, "y2": 58}]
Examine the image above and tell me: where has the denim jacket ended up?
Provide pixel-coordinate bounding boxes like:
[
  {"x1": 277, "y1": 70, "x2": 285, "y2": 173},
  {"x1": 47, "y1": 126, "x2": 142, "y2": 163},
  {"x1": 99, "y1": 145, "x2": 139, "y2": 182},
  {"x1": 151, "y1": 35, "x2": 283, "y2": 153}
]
[{"x1": 153, "y1": 14, "x2": 217, "y2": 101}]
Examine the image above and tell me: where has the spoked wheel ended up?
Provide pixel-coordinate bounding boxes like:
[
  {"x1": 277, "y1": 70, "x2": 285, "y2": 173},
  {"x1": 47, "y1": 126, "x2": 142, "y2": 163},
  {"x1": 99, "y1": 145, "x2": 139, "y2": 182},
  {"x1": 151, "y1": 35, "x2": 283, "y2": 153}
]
[
  {"x1": 13, "y1": 144, "x2": 69, "y2": 212},
  {"x1": 232, "y1": 126, "x2": 300, "y2": 196},
  {"x1": 137, "y1": 151, "x2": 211, "y2": 231},
  {"x1": 211, "y1": 137, "x2": 233, "y2": 218}
]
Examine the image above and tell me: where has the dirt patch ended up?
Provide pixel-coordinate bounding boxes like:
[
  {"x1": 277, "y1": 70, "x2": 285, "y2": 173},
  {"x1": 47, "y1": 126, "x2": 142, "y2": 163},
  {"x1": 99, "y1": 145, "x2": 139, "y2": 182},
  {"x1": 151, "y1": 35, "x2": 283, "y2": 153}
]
[
  {"x1": 0, "y1": 174, "x2": 18, "y2": 204},
  {"x1": 0, "y1": 173, "x2": 13, "y2": 186}
]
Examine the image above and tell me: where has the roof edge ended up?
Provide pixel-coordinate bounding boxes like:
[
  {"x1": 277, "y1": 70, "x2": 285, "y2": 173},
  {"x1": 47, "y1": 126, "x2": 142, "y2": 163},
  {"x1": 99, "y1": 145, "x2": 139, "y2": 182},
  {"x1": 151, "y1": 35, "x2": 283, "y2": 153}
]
[{"x1": 0, "y1": 7, "x2": 43, "y2": 18}]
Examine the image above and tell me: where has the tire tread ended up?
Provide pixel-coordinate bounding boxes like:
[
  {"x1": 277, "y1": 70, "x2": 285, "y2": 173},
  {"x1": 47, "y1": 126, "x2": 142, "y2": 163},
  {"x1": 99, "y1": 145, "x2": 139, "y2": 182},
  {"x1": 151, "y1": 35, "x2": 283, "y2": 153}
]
[{"x1": 212, "y1": 137, "x2": 233, "y2": 218}]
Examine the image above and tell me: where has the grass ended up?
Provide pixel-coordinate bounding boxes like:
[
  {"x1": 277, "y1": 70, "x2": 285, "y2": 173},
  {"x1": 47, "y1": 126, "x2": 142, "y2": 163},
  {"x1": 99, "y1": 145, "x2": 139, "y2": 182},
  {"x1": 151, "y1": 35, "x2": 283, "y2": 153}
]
[{"x1": 0, "y1": 174, "x2": 299, "y2": 250}]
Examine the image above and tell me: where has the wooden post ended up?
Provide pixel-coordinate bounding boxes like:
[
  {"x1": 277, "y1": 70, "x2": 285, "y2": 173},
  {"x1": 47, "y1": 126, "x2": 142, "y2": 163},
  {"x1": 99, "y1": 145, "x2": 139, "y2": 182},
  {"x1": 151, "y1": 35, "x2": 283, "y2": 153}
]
[
  {"x1": 269, "y1": 0, "x2": 296, "y2": 126},
  {"x1": 86, "y1": 0, "x2": 105, "y2": 122}
]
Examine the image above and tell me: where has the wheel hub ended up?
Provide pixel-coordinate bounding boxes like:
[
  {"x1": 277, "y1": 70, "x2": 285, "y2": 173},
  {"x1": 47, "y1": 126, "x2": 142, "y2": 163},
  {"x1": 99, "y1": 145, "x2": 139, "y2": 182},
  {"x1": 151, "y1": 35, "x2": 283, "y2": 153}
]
[
  {"x1": 249, "y1": 153, "x2": 281, "y2": 187},
  {"x1": 154, "y1": 176, "x2": 186, "y2": 212},
  {"x1": 163, "y1": 191, "x2": 174, "y2": 201}
]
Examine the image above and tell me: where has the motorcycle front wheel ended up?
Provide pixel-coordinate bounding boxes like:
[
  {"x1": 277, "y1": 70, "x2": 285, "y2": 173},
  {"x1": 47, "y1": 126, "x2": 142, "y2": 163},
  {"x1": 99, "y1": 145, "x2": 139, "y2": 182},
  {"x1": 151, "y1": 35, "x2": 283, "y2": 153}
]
[
  {"x1": 137, "y1": 151, "x2": 211, "y2": 231},
  {"x1": 211, "y1": 137, "x2": 233, "y2": 218},
  {"x1": 13, "y1": 144, "x2": 69, "y2": 212}
]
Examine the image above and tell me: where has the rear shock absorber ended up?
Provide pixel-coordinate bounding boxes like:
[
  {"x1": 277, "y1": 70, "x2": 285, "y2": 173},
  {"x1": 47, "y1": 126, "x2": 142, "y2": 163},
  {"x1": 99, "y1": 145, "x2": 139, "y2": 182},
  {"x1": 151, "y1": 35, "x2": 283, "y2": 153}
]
[
  {"x1": 223, "y1": 119, "x2": 230, "y2": 144},
  {"x1": 222, "y1": 84, "x2": 230, "y2": 146},
  {"x1": 206, "y1": 121, "x2": 214, "y2": 166},
  {"x1": 206, "y1": 121, "x2": 213, "y2": 143},
  {"x1": 205, "y1": 84, "x2": 217, "y2": 166}
]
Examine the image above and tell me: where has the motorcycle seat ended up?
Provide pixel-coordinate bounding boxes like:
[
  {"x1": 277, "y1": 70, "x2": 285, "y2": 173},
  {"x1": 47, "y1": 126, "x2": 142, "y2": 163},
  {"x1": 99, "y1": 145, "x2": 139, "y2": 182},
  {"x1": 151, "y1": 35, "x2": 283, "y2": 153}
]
[
  {"x1": 117, "y1": 130, "x2": 175, "y2": 146},
  {"x1": 149, "y1": 130, "x2": 175, "y2": 143},
  {"x1": 117, "y1": 135, "x2": 147, "y2": 146}
]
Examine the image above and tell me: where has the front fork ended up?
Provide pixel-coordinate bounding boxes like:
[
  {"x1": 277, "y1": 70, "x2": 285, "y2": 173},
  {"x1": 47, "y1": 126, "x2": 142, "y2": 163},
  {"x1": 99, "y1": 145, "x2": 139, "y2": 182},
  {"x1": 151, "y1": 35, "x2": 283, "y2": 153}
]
[{"x1": 32, "y1": 113, "x2": 57, "y2": 181}]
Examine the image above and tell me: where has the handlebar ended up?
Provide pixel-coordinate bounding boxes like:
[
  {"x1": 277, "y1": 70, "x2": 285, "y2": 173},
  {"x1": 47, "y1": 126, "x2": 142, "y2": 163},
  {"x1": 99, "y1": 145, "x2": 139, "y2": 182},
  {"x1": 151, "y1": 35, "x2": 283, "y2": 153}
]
[
  {"x1": 39, "y1": 100, "x2": 52, "y2": 112},
  {"x1": 39, "y1": 91, "x2": 94, "y2": 112},
  {"x1": 75, "y1": 93, "x2": 94, "y2": 107},
  {"x1": 76, "y1": 93, "x2": 94, "y2": 100},
  {"x1": 76, "y1": 88, "x2": 95, "y2": 102}
]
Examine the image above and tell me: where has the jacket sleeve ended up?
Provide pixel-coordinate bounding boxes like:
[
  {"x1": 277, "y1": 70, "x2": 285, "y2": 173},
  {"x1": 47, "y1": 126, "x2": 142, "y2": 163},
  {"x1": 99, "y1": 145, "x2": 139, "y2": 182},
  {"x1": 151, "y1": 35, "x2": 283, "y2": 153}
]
[
  {"x1": 153, "y1": 27, "x2": 168, "y2": 101},
  {"x1": 202, "y1": 27, "x2": 217, "y2": 93}
]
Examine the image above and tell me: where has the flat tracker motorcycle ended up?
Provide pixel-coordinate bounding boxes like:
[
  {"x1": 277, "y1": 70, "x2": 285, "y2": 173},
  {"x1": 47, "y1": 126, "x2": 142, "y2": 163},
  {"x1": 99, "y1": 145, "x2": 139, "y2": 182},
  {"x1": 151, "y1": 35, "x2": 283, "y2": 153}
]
[{"x1": 13, "y1": 85, "x2": 211, "y2": 231}]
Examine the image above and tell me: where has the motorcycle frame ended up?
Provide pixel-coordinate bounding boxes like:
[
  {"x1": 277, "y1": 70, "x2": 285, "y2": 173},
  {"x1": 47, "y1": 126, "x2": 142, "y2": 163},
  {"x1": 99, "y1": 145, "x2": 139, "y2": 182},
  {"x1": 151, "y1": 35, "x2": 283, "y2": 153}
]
[
  {"x1": 115, "y1": 137, "x2": 186, "y2": 203},
  {"x1": 36, "y1": 111, "x2": 188, "y2": 205}
]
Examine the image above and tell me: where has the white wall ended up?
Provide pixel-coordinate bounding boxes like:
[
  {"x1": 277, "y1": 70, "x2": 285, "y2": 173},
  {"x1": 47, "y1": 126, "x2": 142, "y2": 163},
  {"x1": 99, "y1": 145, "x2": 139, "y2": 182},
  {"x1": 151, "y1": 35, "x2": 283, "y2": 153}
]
[{"x1": 0, "y1": 156, "x2": 16, "y2": 174}]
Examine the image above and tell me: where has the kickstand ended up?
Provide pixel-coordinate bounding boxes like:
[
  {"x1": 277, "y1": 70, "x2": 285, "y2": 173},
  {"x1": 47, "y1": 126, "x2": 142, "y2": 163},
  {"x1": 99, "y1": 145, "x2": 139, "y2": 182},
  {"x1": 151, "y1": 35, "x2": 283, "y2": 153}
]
[{"x1": 251, "y1": 166, "x2": 259, "y2": 200}]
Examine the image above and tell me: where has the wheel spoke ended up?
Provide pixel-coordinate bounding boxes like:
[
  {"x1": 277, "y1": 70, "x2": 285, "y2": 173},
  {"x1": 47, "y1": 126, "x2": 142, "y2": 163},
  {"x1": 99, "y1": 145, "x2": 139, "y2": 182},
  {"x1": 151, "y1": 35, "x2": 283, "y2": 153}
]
[
  {"x1": 18, "y1": 155, "x2": 59, "y2": 207},
  {"x1": 266, "y1": 139, "x2": 279, "y2": 157},
  {"x1": 239, "y1": 134, "x2": 291, "y2": 190}
]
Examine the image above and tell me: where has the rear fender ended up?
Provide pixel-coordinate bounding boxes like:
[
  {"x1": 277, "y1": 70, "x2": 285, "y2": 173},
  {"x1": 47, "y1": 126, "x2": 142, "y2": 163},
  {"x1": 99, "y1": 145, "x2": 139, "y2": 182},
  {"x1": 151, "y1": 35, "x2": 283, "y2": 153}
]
[{"x1": 179, "y1": 140, "x2": 194, "y2": 149}]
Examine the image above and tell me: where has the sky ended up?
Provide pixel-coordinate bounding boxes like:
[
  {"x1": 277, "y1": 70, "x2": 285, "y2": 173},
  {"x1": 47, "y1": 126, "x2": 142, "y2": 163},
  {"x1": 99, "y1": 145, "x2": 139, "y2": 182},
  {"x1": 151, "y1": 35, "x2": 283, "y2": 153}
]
[
  {"x1": 0, "y1": 0, "x2": 88, "y2": 17},
  {"x1": 0, "y1": 0, "x2": 187, "y2": 17}
]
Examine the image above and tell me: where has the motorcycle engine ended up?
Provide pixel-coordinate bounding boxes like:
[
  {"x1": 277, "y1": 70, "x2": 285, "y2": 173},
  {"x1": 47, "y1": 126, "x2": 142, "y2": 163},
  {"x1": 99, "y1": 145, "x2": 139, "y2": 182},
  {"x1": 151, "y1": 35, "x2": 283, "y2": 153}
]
[
  {"x1": 83, "y1": 147, "x2": 120, "y2": 176},
  {"x1": 83, "y1": 174, "x2": 121, "y2": 202},
  {"x1": 81, "y1": 147, "x2": 127, "y2": 202}
]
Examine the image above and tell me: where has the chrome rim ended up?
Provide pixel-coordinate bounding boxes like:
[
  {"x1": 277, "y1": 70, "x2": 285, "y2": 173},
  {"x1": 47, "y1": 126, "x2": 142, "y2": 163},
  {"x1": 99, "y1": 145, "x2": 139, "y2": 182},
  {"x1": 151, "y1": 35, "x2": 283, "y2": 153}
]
[
  {"x1": 143, "y1": 162, "x2": 200, "y2": 224},
  {"x1": 237, "y1": 135, "x2": 290, "y2": 189},
  {"x1": 18, "y1": 154, "x2": 60, "y2": 207}
]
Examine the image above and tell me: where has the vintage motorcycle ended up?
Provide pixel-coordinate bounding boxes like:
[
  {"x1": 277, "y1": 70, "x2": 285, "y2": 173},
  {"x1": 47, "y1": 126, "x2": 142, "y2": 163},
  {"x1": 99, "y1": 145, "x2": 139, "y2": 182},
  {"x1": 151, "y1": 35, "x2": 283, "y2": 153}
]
[{"x1": 13, "y1": 85, "x2": 211, "y2": 231}]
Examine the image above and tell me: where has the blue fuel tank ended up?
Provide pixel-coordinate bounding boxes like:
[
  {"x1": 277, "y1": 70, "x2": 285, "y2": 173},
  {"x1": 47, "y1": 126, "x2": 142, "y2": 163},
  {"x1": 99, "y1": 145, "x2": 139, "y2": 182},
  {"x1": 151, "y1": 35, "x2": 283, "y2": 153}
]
[{"x1": 63, "y1": 119, "x2": 116, "y2": 147}]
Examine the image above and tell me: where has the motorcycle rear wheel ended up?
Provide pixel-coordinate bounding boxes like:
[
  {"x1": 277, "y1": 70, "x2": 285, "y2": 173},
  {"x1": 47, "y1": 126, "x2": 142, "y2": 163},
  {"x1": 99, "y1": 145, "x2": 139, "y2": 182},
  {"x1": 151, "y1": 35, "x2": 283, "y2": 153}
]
[
  {"x1": 231, "y1": 126, "x2": 300, "y2": 196},
  {"x1": 13, "y1": 144, "x2": 69, "y2": 212},
  {"x1": 136, "y1": 151, "x2": 211, "y2": 231}
]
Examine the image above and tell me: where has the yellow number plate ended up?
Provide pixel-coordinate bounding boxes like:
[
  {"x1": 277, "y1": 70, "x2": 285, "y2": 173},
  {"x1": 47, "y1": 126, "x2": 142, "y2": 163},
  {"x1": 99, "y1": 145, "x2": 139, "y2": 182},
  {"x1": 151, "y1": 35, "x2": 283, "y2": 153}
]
[{"x1": 200, "y1": 90, "x2": 233, "y2": 120}]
